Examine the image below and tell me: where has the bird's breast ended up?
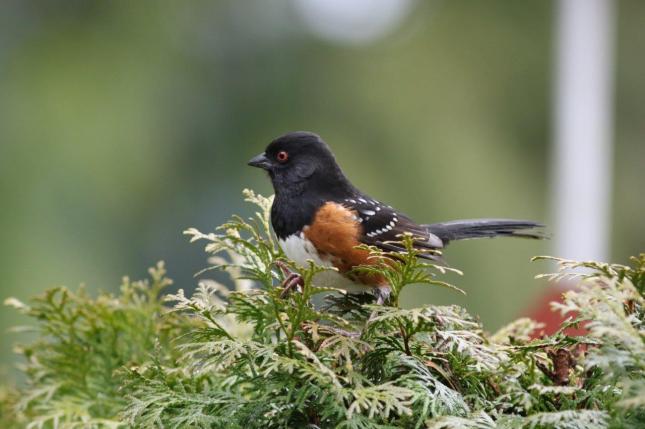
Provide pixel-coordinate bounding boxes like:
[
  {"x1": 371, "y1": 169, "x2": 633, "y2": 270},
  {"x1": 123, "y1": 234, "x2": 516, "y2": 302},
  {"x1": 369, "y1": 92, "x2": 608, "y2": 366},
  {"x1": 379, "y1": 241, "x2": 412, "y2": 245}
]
[
  {"x1": 278, "y1": 233, "x2": 373, "y2": 293},
  {"x1": 279, "y1": 232, "x2": 329, "y2": 268}
]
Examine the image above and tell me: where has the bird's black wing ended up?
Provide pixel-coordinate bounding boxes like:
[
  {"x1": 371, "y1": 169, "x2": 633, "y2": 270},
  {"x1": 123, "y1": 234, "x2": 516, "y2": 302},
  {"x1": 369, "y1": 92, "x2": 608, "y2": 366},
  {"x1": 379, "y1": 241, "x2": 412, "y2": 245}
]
[{"x1": 340, "y1": 196, "x2": 444, "y2": 260}]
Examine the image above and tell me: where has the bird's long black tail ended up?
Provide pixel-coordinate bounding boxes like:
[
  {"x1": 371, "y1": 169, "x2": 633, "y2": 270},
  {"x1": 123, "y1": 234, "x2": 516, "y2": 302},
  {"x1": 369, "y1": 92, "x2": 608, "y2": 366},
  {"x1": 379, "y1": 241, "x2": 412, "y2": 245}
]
[{"x1": 423, "y1": 219, "x2": 545, "y2": 245}]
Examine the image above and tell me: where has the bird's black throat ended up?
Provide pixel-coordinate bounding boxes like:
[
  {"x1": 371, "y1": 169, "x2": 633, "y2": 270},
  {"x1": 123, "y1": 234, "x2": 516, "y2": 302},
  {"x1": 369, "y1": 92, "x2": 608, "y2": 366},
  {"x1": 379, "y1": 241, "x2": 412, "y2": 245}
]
[{"x1": 270, "y1": 177, "x2": 355, "y2": 239}]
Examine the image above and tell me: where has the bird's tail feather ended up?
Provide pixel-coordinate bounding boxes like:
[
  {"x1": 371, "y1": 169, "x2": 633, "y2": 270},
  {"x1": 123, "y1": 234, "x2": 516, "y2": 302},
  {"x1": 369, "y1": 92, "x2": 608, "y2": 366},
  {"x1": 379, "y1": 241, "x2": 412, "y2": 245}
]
[{"x1": 423, "y1": 219, "x2": 545, "y2": 245}]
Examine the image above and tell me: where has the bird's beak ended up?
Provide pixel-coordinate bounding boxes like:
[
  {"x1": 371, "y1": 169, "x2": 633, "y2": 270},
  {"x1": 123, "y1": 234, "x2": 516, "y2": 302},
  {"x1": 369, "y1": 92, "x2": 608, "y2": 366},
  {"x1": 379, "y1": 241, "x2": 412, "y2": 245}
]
[{"x1": 247, "y1": 152, "x2": 271, "y2": 170}]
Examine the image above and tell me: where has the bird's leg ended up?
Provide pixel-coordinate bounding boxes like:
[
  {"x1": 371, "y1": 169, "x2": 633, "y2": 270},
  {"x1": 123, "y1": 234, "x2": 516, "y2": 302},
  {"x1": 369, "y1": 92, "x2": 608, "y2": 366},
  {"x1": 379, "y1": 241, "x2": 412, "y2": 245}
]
[{"x1": 274, "y1": 260, "x2": 304, "y2": 298}]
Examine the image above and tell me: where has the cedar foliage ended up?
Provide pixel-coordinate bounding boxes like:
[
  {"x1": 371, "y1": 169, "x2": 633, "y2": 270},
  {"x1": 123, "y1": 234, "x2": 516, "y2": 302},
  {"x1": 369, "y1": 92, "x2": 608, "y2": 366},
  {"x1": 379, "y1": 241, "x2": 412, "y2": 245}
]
[{"x1": 2, "y1": 190, "x2": 644, "y2": 428}]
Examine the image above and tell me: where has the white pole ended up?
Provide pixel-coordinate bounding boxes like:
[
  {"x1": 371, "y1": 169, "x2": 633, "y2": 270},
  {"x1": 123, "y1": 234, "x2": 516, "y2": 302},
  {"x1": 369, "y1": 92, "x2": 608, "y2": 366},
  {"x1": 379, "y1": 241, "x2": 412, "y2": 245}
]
[{"x1": 552, "y1": 0, "x2": 615, "y2": 264}]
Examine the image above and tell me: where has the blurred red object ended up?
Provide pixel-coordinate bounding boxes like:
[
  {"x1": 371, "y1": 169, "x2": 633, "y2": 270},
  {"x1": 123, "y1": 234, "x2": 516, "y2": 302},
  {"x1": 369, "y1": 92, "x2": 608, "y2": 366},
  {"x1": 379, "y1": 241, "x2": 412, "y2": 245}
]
[{"x1": 524, "y1": 283, "x2": 588, "y2": 338}]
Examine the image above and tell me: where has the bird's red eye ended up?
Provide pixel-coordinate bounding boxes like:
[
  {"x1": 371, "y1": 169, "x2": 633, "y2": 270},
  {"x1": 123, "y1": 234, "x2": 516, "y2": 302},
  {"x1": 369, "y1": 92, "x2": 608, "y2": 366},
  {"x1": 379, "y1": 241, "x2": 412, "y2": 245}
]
[{"x1": 276, "y1": 151, "x2": 289, "y2": 162}]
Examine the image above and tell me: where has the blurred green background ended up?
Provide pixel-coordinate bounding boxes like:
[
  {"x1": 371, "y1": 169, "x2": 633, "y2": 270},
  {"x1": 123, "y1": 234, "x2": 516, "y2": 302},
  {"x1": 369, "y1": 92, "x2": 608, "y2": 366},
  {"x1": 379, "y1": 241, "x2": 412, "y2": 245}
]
[{"x1": 1, "y1": 0, "x2": 644, "y2": 371}]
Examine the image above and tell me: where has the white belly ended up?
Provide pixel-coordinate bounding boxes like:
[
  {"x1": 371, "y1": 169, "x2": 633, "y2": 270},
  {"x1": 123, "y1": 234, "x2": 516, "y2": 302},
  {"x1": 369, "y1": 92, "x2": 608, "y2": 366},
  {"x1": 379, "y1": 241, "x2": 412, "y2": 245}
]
[{"x1": 278, "y1": 234, "x2": 372, "y2": 293}]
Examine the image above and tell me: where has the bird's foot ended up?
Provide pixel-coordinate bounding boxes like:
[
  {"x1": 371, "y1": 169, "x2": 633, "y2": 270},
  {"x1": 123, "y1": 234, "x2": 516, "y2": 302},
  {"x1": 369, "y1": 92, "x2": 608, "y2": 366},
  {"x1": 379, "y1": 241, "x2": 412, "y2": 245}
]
[
  {"x1": 281, "y1": 272, "x2": 304, "y2": 298},
  {"x1": 274, "y1": 261, "x2": 304, "y2": 298},
  {"x1": 367, "y1": 287, "x2": 393, "y2": 324},
  {"x1": 374, "y1": 286, "x2": 391, "y2": 306}
]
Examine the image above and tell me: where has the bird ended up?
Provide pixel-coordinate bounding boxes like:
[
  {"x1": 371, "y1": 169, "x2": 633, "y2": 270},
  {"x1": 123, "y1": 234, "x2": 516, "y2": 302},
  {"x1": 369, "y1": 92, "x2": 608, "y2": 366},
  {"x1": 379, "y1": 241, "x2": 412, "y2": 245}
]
[{"x1": 248, "y1": 131, "x2": 544, "y2": 303}]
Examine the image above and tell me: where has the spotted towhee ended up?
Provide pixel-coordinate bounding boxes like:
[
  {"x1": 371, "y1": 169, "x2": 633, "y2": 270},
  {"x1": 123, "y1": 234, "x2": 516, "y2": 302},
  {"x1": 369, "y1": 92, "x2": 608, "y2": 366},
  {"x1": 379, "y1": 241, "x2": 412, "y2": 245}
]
[{"x1": 248, "y1": 131, "x2": 543, "y2": 303}]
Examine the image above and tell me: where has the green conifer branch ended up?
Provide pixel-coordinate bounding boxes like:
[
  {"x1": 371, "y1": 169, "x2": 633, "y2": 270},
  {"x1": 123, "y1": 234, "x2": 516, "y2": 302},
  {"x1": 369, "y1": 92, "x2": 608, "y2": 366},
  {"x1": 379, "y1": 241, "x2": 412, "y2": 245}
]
[{"x1": 1, "y1": 190, "x2": 643, "y2": 428}]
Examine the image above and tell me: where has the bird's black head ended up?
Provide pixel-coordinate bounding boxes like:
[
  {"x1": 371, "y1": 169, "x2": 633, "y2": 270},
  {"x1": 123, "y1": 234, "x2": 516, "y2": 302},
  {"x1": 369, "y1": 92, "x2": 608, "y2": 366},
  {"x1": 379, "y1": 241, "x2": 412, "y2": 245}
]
[{"x1": 248, "y1": 131, "x2": 353, "y2": 198}]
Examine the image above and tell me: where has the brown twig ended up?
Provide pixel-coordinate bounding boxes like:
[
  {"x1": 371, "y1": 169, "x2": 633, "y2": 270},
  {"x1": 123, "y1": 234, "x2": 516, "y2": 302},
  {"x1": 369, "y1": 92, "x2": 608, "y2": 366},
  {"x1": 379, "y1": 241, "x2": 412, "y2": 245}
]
[{"x1": 537, "y1": 347, "x2": 576, "y2": 386}]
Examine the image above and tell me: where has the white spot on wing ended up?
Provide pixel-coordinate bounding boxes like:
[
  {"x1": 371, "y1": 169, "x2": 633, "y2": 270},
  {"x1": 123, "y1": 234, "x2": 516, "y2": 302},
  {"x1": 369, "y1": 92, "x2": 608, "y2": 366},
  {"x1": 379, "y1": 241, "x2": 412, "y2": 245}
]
[{"x1": 361, "y1": 209, "x2": 376, "y2": 216}]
